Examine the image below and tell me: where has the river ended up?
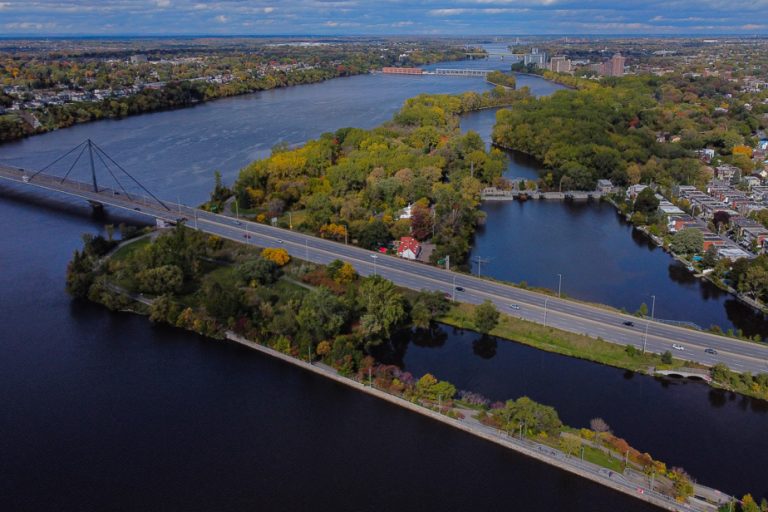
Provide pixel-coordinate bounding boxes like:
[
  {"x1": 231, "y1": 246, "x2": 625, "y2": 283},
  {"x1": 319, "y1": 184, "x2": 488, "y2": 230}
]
[{"x1": 0, "y1": 47, "x2": 764, "y2": 509}]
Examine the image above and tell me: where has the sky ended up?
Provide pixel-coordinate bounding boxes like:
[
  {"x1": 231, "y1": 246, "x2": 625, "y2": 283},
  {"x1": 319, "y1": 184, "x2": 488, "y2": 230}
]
[{"x1": 1, "y1": 0, "x2": 768, "y2": 36}]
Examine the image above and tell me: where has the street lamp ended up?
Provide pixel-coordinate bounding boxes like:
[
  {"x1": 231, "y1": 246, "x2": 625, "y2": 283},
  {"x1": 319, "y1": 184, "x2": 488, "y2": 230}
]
[
  {"x1": 642, "y1": 294, "x2": 656, "y2": 354},
  {"x1": 557, "y1": 273, "x2": 563, "y2": 298},
  {"x1": 452, "y1": 274, "x2": 457, "y2": 302},
  {"x1": 544, "y1": 297, "x2": 550, "y2": 327},
  {"x1": 370, "y1": 254, "x2": 378, "y2": 276}
]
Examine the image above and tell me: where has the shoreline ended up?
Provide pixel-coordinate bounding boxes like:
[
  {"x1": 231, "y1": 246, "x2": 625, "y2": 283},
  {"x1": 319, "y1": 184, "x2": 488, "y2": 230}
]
[{"x1": 224, "y1": 330, "x2": 722, "y2": 512}]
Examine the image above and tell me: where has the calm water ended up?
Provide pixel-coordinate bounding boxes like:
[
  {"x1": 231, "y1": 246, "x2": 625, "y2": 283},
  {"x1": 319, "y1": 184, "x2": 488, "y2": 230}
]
[
  {"x1": 0, "y1": 58, "x2": 659, "y2": 511},
  {"x1": 461, "y1": 109, "x2": 768, "y2": 337},
  {"x1": 383, "y1": 325, "x2": 768, "y2": 499}
]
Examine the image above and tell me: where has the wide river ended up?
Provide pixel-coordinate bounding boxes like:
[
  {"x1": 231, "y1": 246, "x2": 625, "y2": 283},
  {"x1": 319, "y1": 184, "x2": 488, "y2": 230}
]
[{"x1": 0, "y1": 48, "x2": 765, "y2": 509}]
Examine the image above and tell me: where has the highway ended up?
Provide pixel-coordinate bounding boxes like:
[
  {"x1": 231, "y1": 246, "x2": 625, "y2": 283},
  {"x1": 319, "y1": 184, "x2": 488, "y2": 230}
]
[{"x1": 2, "y1": 163, "x2": 768, "y2": 376}]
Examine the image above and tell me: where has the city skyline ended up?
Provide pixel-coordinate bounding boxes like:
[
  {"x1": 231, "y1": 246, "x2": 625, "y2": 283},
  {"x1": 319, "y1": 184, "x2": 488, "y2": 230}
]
[{"x1": 1, "y1": 0, "x2": 768, "y2": 36}]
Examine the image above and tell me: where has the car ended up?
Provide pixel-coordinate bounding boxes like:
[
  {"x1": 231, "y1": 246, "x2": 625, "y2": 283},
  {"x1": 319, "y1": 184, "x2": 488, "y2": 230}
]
[
  {"x1": 509, "y1": 304, "x2": 520, "y2": 310},
  {"x1": 623, "y1": 320, "x2": 634, "y2": 327},
  {"x1": 133, "y1": 207, "x2": 141, "y2": 211},
  {"x1": 277, "y1": 239, "x2": 284, "y2": 244},
  {"x1": 704, "y1": 348, "x2": 718, "y2": 355},
  {"x1": 455, "y1": 286, "x2": 465, "y2": 292},
  {"x1": 234, "y1": 220, "x2": 242, "y2": 225},
  {"x1": 243, "y1": 233, "x2": 252, "y2": 239},
  {"x1": 672, "y1": 344, "x2": 685, "y2": 351}
]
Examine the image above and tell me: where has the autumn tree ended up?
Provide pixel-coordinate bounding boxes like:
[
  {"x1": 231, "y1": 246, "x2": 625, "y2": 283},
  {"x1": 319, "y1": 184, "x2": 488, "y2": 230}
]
[{"x1": 261, "y1": 247, "x2": 291, "y2": 266}]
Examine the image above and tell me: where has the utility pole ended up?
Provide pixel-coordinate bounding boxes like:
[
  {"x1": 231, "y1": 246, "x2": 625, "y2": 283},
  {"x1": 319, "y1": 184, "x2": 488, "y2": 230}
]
[
  {"x1": 452, "y1": 275, "x2": 457, "y2": 302},
  {"x1": 557, "y1": 273, "x2": 563, "y2": 298},
  {"x1": 473, "y1": 255, "x2": 490, "y2": 277},
  {"x1": 544, "y1": 297, "x2": 550, "y2": 327},
  {"x1": 288, "y1": 211, "x2": 292, "y2": 230},
  {"x1": 445, "y1": 254, "x2": 450, "y2": 271},
  {"x1": 305, "y1": 239, "x2": 309, "y2": 260},
  {"x1": 642, "y1": 294, "x2": 656, "y2": 354}
]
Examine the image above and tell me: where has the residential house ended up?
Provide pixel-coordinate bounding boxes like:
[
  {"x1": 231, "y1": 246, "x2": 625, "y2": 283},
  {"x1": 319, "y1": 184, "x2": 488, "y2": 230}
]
[
  {"x1": 596, "y1": 179, "x2": 613, "y2": 194},
  {"x1": 397, "y1": 236, "x2": 421, "y2": 260}
]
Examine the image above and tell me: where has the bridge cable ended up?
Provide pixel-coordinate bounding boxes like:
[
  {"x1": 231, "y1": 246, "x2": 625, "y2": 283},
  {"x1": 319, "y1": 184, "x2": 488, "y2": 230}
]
[
  {"x1": 93, "y1": 147, "x2": 133, "y2": 200},
  {"x1": 90, "y1": 141, "x2": 170, "y2": 211},
  {"x1": 58, "y1": 143, "x2": 89, "y2": 184},
  {"x1": 29, "y1": 140, "x2": 88, "y2": 180}
]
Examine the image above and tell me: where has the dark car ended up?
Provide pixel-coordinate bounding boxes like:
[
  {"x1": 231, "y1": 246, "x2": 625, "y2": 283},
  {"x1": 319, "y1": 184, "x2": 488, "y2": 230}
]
[
  {"x1": 455, "y1": 286, "x2": 465, "y2": 292},
  {"x1": 623, "y1": 320, "x2": 634, "y2": 327},
  {"x1": 243, "y1": 233, "x2": 252, "y2": 239},
  {"x1": 704, "y1": 348, "x2": 718, "y2": 355}
]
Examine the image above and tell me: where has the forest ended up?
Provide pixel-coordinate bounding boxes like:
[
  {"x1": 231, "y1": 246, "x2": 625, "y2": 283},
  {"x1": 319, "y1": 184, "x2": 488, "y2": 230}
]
[{"x1": 223, "y1": 85, "x2": 529, "y2": 266}]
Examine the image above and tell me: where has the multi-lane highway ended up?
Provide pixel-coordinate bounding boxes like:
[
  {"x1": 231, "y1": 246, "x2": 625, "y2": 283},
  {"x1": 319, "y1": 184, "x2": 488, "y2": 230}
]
[{"x1": 2, "y1": 163, "x2": 768, "y2": 375}]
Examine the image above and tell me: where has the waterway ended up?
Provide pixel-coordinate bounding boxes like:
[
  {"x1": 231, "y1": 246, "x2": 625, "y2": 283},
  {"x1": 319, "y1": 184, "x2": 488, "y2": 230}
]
[
  {"x1": 0, "y1": 53, "x2": 660, "y2": 511},
  {"x1": 461, "y1": 107, "x2": 768, "y2": 338}
]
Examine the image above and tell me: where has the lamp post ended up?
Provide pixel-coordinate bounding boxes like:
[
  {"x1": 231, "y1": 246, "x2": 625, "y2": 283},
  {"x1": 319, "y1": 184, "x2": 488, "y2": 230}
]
[
  {"x1": 544, "y1": 297, "x2": 550, "y2": 327},
  {"x1": 642, "y1": 294, "x2": 656, "y2": 354},
  {"x1": 452, "y1": 274, "x2": 457, "y2": 302},
  {"x1": 305, "y1": 239, "x2": 309, "y2": 260},
  {"x1": 557, "y1": 273, "x2": 562, "y2": 298},
  {"x1": 370, "y1": 254, "x2": 378, "y2": 276}
]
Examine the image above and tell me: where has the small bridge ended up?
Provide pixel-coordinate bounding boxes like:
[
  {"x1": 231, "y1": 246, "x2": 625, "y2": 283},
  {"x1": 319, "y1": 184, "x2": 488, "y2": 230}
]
[
  {"x1": 432, "y1": 68, "x2": 494, "y2": 77},
  {"x1": 654, "y1": 368, "x2": 712, "y2": 383}
]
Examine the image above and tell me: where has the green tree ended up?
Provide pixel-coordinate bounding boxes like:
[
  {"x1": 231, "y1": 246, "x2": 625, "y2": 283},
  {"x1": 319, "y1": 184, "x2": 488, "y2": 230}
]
[
  {"x1": 474, "y1": 300, "x2": 500, "y2": 334},
  {"x1": 237, "y1": 257, "x2": 281, "y2": 286},
  {"x1": 137, "y1": 264, "x2": 184, "y2": 295},
  {"x1": 357, "y1": 275, "x2": 406, "y2": 343},
  {"x1": 633, "y1": 187, "x2": 660, "y2": 216},
  {"x1": 670, "y1": 228, "x2": 704, "y2": 256},
  {"x1": 296, "y1": 287, "x2": 348, "y2": 344}
]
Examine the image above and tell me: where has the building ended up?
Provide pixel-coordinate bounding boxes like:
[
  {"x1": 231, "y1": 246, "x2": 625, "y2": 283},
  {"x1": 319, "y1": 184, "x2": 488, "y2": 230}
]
[
  {"x1": 625, "y1": 184, "x2": 648, "y2": 201},
  {"x1": 714, "y1": 165, "x2": 740, "y2": 181},
  {"x1": 130, "y1": 54, "x2": 148, "y2": 64},
  {"x1": 523, "y1": 48, "x2": 547, "y2": 68},
  {"x1": 549, "y1": 56, "x2": 572, "y2": 73},
  {"x1": 399, "y1": 203, "x2": 413, "y2": 220},
  {"x1": 596, "y1": 179, "x2": 613, "y2": 194},
  {"x1": 595, "y1": 53, "x2": 626, "y2": 77},
  {"x1": 397, "y1": 236, "x2": 421, "y2": 260}
]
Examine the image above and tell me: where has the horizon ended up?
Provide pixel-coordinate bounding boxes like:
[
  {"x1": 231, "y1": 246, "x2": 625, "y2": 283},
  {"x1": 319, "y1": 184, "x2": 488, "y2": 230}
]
[{"x1": 1, "y1": 1, "x2": 767, "y2": 37}]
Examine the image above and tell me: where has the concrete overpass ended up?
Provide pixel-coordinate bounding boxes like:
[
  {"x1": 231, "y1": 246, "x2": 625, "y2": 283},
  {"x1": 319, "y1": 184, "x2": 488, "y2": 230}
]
[{"x1": 2, "y1": 162, "x2": 768, "y2": 378}]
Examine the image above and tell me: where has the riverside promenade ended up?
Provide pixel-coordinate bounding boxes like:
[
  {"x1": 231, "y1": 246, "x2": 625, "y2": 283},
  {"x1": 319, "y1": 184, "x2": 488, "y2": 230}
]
[{"x1": 225, "y1": 331, "x2": 727, "y2": 512}]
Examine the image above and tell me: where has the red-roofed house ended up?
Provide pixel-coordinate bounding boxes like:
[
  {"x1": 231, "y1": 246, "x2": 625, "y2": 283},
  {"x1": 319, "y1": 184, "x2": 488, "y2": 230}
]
[{"x1": 397, "y1": 236, "x2": 421, "y2": 260}]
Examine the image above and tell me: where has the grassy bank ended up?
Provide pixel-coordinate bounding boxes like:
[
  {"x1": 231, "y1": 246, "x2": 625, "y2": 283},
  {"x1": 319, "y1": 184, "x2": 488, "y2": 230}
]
[{"x1": 441, "y1": 302, "x2": 701, "y2": 373}]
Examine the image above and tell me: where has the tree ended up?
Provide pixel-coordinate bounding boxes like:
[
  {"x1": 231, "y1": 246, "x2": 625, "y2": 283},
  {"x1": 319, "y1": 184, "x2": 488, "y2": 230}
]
[
  {"x1": 474, "y1": 300, "x2": 500, "y2": 334},
  {"x1": 261, "y1": 247, "x2": 291, "y2": 266},
  {"x1": 357, "y1": 220, "x2": 390, "y2": 250},
  {"x1": 201, "y1": 281, "x2": 242, "y2": 320},
  {"x1": 137, "y1": 265, "x2": 184, "y2": 295},
  {"x1": 670, "y1": 228, "x2": 703, "y2": 256},
  {"x1": 701, "y1": 245, "x2": 719, "y2": 268},
  {"x1": 65, "y1": 249, "x2": 95, "y2": 298},
  {"x1": 236, "y1": 257, "x2": 281, "y2": 286},
  {"x1": 336, "y1": 262, "x2": 358, "y2": 284},
  {"x1": 415, "y1": 373, "x2": 456, "y2": 402},
  {"x1": 357, "y1": 275, "x2": 406, "y2": 343},
  {"x1": 296, "y1": 287, "x2": 348, "y2": 344},
  {"x1": 661, "y1": 350, "x2": 673, "y2": 364},
  {"x1": 411, "y1": 301, "x2": 432, "y2": 329},
  {"x1": 590, "y1": 417, "x2": 611, "y2": 433},
  {"x1": 713, "y1": 210, "x2": 731, "y2": 233},
  {"x1": 633, "y1": 186, "x2": 660, "y2": 216},
  {"x1": 560, "y1": 434, "x2": 582, "y2": 457}
]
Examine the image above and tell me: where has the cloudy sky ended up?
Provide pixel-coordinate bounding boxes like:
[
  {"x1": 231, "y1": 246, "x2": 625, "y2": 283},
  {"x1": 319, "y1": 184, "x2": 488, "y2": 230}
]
[{"x1": 1, "y1": 0, "x2": 767, "y2": 36}]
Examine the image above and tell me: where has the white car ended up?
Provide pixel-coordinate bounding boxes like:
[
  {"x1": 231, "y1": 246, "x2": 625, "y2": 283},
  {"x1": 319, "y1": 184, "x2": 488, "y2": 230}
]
[{"x1": 672, "y1": 344, "x2": 685, "y2": 351}]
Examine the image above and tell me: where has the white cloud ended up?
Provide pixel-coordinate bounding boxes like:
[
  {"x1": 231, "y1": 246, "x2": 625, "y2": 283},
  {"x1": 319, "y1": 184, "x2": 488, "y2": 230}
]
[
  {"x1": 155, "y1": 0, "x2": 170, "y2": 7},
  {"x1": 214, "y1": 14, "x2": 227, "y2": 22}
]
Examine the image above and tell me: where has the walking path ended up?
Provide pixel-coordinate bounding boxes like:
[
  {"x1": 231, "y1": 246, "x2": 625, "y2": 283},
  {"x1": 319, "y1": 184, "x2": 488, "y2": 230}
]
[{"x1": 225, "y1": 331, "x2": 729, "y2": 512}]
